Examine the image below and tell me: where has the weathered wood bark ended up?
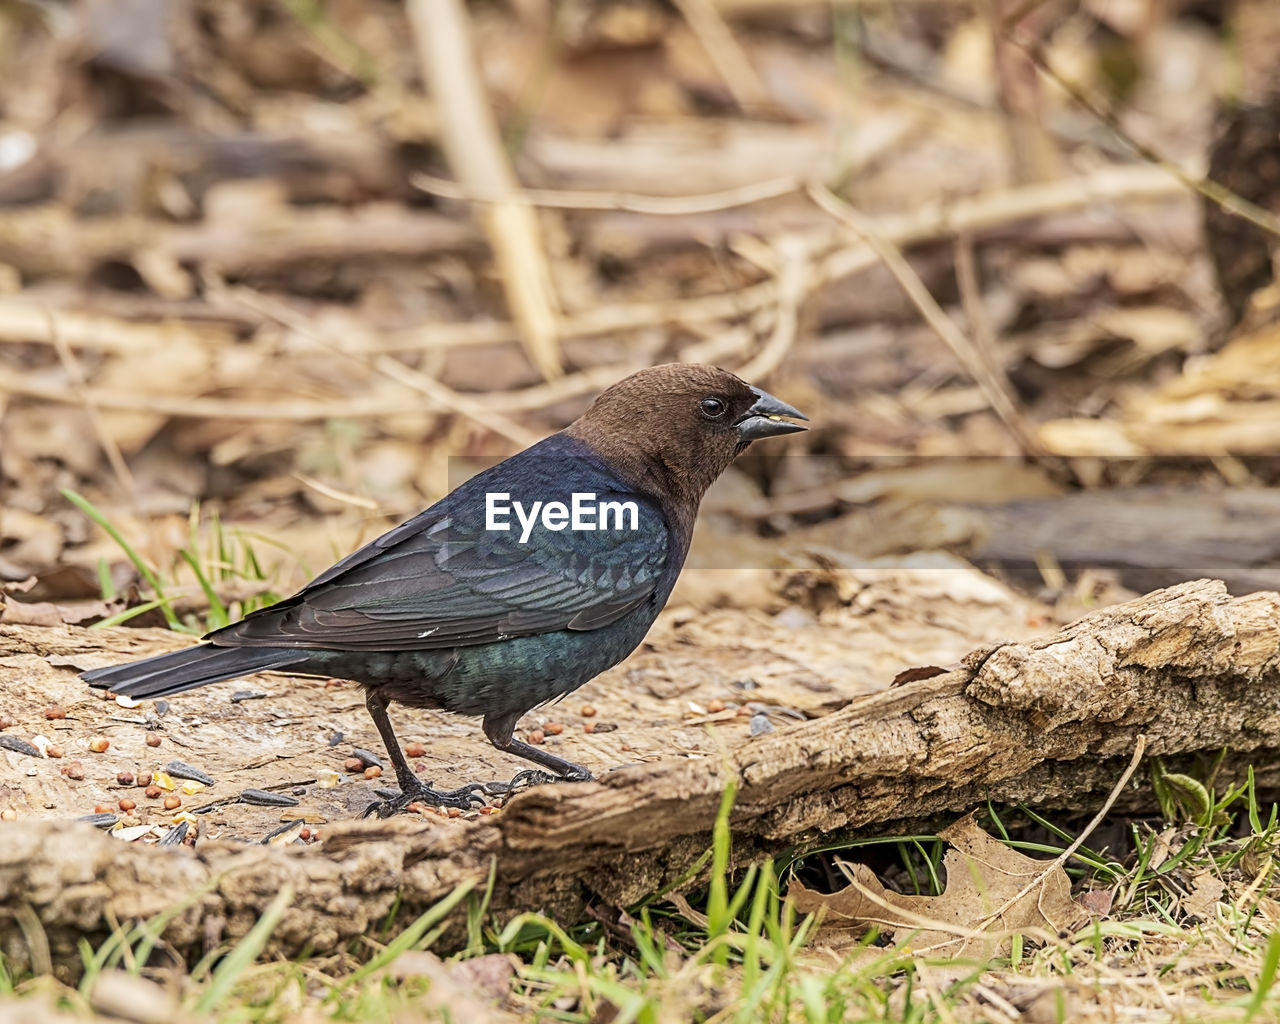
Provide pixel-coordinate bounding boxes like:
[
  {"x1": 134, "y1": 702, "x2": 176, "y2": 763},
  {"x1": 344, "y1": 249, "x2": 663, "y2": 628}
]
[{"x1": 3, "y1": 579, "x2": 1280, "y2": 975}]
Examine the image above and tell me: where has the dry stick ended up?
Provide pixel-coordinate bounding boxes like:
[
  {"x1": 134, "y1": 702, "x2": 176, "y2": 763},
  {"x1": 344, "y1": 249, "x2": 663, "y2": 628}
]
[
  {"x1": 953, "y1": 232, "x2": 999, "y2": 372},
  {"x1": 808, "y1": 183, "x2": 1048, "y2": 456},
  {"x1": 734, "y1": 237, "x2": 813, "y2": 382},
  {"x1": 0, "y1": 167, "x2": 1187, "y2": 421},
  {"x1": 407, "y1": 0, "x2": 563, "y2": 381},
  {"x1": 411, "y1": 173, "x2": 802, "y2": 215},
  {"x1": 670, "y1": 0, "x2": 770, "y2": 112},
  {"x1": 45, "y1": 310, "x2": 136, "y2": 496},
  {"x1": 230, "y1": 289, "x2": 539, "y2": 448},
  {"x1": 1012, "y1": 34, "x2": 1280, "y2": 242}
]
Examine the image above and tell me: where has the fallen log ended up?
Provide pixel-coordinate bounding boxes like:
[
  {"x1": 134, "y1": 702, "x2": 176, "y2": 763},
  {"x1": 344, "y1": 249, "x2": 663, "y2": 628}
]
[{"x1": 3, "y1": 578, "x2": 1279, "y2": 975}]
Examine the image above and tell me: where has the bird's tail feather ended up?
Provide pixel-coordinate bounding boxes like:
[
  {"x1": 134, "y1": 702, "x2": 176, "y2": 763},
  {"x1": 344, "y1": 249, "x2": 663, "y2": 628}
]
[{"x1": 81, "y1": 644, "x2": 303, "y2": 700}]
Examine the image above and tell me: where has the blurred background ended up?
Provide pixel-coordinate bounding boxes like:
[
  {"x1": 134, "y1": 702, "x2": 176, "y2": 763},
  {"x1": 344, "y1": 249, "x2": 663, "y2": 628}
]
[{"x1": 2, "y1": 0, "x2": 1279, "y2": 631}]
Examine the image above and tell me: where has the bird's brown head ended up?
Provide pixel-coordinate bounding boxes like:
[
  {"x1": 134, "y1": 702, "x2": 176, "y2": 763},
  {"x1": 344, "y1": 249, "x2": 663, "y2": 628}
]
[{"x1": 565, "y1": 363, "x2": 807, "y2": 510}]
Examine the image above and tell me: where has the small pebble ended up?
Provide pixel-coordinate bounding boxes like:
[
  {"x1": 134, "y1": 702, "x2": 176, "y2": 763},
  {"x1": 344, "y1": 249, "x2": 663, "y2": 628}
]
[
  {"x1": 46, "y1": 744, "x2": 63, "y2": 759},
  {"x1": 529, "y1": 730, "x2": 545, "y2": 745},
  {"x1": 363, "y1": 766, "x2": 382, "y2": 780},
  {"x1": 146, "y1": 735, "x2": 162, "y2": 748},
  {"x1": 581, "y1": 705, "x2": 597, "y2": 717},
  {"x1": 116, "y1": 772, "x2": 135, "y2": 786},
  {"x1": 545, "y1": 722, "x2": 564, "y2": 736},
  {"x1": 145, "y1": 785, "x2": 162, "y2": 799},
  {"x1": 44, "y1": 705, "x2": 67, "y2": 720},
  {"x1": 404, "y1": 741, "x2": 426, "y2": 758},
  {"x1": 707, "y1": 699, "x2": 726, "y2": 713},
  {"x1": 62, "y1": 762, "x2": 85, "y2": 780},
  {"x1": 163, "y1": 796, "x2": 181, "y2": 810},
  {"x1": 89, "y1": 737, "x2": 110, "y2": 753},
  {"x1": 118, "y1": 798, "x2": 136, "y2": 812}
]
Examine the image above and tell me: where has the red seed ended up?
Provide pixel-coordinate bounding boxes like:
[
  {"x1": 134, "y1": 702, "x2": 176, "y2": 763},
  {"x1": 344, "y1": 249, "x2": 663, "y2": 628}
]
[
  {"x1": 137, "y1": 772, "x2": 152, "y2": 787},
  {"x1": 404, "y1": 742, "x2": 426, "y2": 758},
  {"x1": 620, "y1": 744, "x2": 632, "y2": 752},
  {"x1": 46, "y1": 745, "x2": 64, "y2": 759},
  {"x1": 116, "y1": 771, "x2": 135, "y2": 786},
  {"x1": 344, "y1": 757, "x2": 364, "y2": 773},
  {"x1": 145, "y1": 785, "x2": 162, "y2": 799},
  {"x1": 94, "y1": 804, "x2": 112, "y2": 813},
  {"x1": 583, "y1": 721, "x2": 596, "y2": 734},
  {"x1": 44, "y1": 705, "x2": 67, "y2": 720},
  {"x1": 163, "y1": 796, "x2": 181, "y2": 810},
  {"x1": 61, "y1": 762, "x2": 85, "y2": 780},
  {"x1": 145, "y1": 735, "x2": 162, "y2": 748},
  {"x1": 299, "y1": 828, "x2": 312, "y2": 840},
  {"x1": 544, "y1": 722, "x2": 564, "y2": 736},
  {"x1": 529, "y1": 730, "x2": 545, "y2": 745},
  {"x1": 88, "y1": 737, "x2": 110, "y2": 753},
  {"x1": 446, "y1": 807, "x2": 461, "y2": 818},
  {"x1": 118, "y1": 798, "x2": 136, "y2": 812},
  {"x1": 707, "y1": 699, "x2": 726, "y2": 713},
  {"x1": 363, "y1": 766, "x2": 382, "y2": 780},
  {"x1": 581, "y1": 705, "x2": 597, "y2": 717}
]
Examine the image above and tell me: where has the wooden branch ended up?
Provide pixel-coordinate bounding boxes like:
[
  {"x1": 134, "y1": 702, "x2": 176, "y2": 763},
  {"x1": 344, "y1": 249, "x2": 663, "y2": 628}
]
[{"x1": 4, "y1": 580, "x2": 1280, "y2": 973}]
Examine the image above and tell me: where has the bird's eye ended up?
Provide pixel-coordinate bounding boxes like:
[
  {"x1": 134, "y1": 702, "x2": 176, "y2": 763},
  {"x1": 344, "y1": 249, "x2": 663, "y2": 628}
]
[{"x1": 699, "y1": 397, "x2": 727, "y2": 419}]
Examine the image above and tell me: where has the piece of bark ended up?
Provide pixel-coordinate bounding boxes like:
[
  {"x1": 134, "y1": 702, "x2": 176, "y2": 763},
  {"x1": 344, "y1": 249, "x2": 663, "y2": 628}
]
[{"x1": 3, "y1": 579, "x2": 1279, "y2": 975}]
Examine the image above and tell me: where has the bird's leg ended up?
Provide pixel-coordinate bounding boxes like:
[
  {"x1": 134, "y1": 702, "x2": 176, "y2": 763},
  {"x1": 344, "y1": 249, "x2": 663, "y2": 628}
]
[
  {"x1": 361, "y1": 690, "x2": 486, "y2": 817},
  {"x1": 479, "y1": 711, "x2": 594, "y2": 794}
]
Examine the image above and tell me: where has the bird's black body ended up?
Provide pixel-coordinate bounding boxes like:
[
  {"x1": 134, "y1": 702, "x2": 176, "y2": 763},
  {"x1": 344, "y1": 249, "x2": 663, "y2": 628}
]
[{"x1": 83, "y1": 365, "x2": 806, "y2": 815}]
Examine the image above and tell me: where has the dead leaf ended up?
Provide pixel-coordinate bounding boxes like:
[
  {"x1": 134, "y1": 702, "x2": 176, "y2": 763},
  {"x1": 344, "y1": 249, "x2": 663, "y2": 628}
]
[
  {"x1": 790, "y1": 813, "x2": 1087, "y2": 958},
  {"x1": 1181, "y1": 872, "x2": 1226, "y2": 921}
]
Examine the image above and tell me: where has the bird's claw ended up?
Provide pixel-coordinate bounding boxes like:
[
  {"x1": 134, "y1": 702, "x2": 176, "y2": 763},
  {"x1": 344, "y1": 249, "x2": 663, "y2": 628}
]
[
  {"x1": 362, "y1": 779, "x2": 488, "y2": 818},
  {"x1": 477, "y1": 766, "x2": 594, "y2": 796}
]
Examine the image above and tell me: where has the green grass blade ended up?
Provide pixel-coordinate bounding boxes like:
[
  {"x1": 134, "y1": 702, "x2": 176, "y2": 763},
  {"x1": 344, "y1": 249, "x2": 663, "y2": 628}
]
[{"x1": 193, "y1": 883, "x2": 294, "y2": 1014}]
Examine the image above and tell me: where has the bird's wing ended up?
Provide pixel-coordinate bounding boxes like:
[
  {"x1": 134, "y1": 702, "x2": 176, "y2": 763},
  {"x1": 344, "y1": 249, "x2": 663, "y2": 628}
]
[{"x1": 208, "y1": 451, "x2": 669, "y2": 651}]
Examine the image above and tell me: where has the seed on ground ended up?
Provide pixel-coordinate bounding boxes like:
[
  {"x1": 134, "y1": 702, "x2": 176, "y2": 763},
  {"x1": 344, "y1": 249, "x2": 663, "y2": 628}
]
[
  {"x1": 0, "y1": 809, "x2": 15, "y2": 821},
  {"x1": 529, "y1": 730, "x2": 545, "y2": 744},
  {"x1": 344, "y1": 757, "x2": 364, "y2": 772},
  {"x1": 116, "y1": 771, "x2": 135, "y2": 786},
  {"x1": 46, "y1": 745, "x2": 63, "y2": 758},
  {"x1": 163, "y1": 796, "x2": 181, "y2": 810},
  {"x1": 145, "y1": 785, "x2": 162, "y2": 799},
  {"x1": 94, "y1": 804, "x2": 112, "y2": 813},
  {"x1": 118, "y1": 798, "x2": 136, "y2": 812},
  {"x1": 88, "y1": 737, "x2": 109, "y2": 753},
  {"x1": 299, "y1": 828, "x2": 312, "y2": 840},
  {"x1": 137, "y1": 772, "x2": 152, "y2": 787},
  {"x1": 61, "y1": 762, "x2": 85, "y2": 780},
  {"x1": 545, "y1": 722, "x2": 564, "y2": 735},
  {"x1": 44, "y1": 706, "x2": 66, "y2": 720},
  {"x1": 581, "y1": 705, "x2": 597, "y2": 717},
  {"x1": 707, "y1": 699, "x2": 726, "y2": 713},
  {"x1": 404, "y1": 742, "x2": 426, "y2": 758},
  {"x1": 445, "y1": 807, "x2": 461, "y2": 818},
  {"x1": 145, "y1": 735, "x2": 162, "y2": 748},
  {"x1": 363, "y1": 766, "x2": 382, "y2": 780},
  {"x1": 583, "y1": 721, "x2": 596, "y2": 734}
]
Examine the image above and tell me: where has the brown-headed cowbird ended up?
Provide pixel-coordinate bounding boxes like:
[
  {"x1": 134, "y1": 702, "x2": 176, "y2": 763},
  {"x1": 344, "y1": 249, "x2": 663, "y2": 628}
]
[{"x1": 82, "y1": 364, "x2": 807, "y2": 816}]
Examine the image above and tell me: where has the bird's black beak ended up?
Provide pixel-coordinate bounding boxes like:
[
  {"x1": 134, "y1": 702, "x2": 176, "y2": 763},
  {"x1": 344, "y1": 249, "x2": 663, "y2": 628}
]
[{"x1": 735, "y1": 387, "x2": 808, "y2": 443}]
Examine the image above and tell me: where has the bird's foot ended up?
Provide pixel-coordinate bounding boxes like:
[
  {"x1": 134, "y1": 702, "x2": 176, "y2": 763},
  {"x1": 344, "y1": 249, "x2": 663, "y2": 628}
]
[
  {"x1": 363, "y1": 779, "x2": 488, "y2": 818},
  {"x1": 479, "y1": 765, "x2": 594, "y2": 796}
]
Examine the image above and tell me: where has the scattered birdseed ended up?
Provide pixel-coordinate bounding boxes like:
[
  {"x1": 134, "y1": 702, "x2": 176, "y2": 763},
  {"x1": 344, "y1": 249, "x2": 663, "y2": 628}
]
[
  {"x1": 46, "y1": 744, "x2": 63, "y2": 758},
  {"x1": 111, "y1": 824, "x2": 156, "y2": 842},
  {"x1": 583, "y1": 722, "x2": 596, "y2": 734},
  {"x1": 749, "y1": 712, "x2": 773, "y2": 736},
  {"x1": 316, "y1": 769, "x2": 341, "y2": 789},
  {"x1": 29, "y1": 735, "x2": 52, "y2": 756},
  {"x1": 114, "y1": 694, "x2": 140, "y2": 709},
  {"x1": 146, "y1": 735, "x2": 162, "y2": 748},
  {"x1": 545, "y1": 722, "x2": 564, "y2": 735},
  {"x1": 158, "y1": 821, "x2": 189, "y2": 847},
  {"x1": 240, "y1": 788, "x2": 299, "y2": 807},
  {"x1": 165, "y1": 760, "x2": 214, "y2": 786},
  {"x1": 230, "y1": 690, "x2": 267, "y2": 702},
  {"x1": 116, "y1": 771, "x2": 135, "y2": 786},
  {"x1": 590, "y1": 722, "x2": 617, "y2": 733},
  {"x1": 581, "y1": 705, "x2": 597, "y2": 717},
  {"x1": 363, "y1": 766, "x2": 382, "y2": 780},
  {"x1": 529, "y1": 730, "x2": 545, "y2": 744},
  {"x1": 137, "y1": 772, "x2": 152, "y2": 787},
  {"x1": 144, "y1": 785, "x2": 162, "y2": 799},
  {"x1": 707, "y1": 699, "x2": 726, "y2": 713},
  {"x1": 61, "y1": 762, "x2": 85, "y2": 780},
  {"x1": 404, "y1": 741, "x2": 426, "y2": 758},
  {"x1": 327, "y1": 732, "x2": 344, "y2": 746},
  {"x1": 343, "y1": 757, "x2": 364, "y2": 772},
  {"x1": 0, "y1": 735, "x2": 41, "y2": 757},
  {"x1": 351, "y1": 748, "x2": 385, "y2": 770},
  {"x1": 154, "y1": 700, "x2": 169, "y2": 716},
  {"x1": 89, "y1": 737, "x2": 110, "y2": 753},
  {"x1": 76, "y1": 812, "x2": 117, "y2": 829},
  {"x1": 118, "y1": 798, "x2": 136, "y2": 812},
  {"x1": 0, "y1": 715, "x2": 12, "y2": 729},
  {"x1": 44, "y1": 705, "x2": 66, "y2": 720},
  {"x1": 163, "y1": 796, "x2": 181, "y2": 810},
  {"x1": 261, "y1": 819, "x2": 305, "y2": 845}
]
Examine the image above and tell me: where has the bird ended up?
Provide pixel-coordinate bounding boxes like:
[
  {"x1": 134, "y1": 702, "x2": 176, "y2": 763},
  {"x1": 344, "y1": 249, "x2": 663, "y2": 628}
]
[{"x1": 82, "y1": 364, "x2": 808, "y2": 816}]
